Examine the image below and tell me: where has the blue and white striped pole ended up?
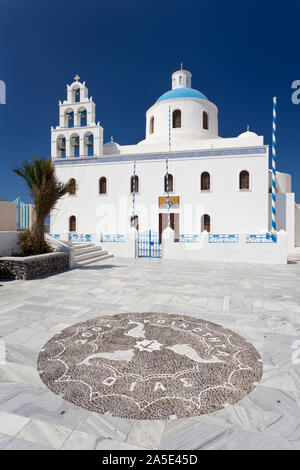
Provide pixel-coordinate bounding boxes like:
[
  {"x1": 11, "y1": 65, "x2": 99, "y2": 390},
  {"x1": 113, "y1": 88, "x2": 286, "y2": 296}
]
[
  {"x1": 131, "y1": 160, "x2": 136, "y2": 227},
  {"x1": 166, "y1": 158, "x2": 170, "y2": 227},
  {"x1": 166, "y1": 105, "x2": 171, "y2": 227},
  {"x1": 272, "y1": 97, "x2": 277, "y2": 232}
]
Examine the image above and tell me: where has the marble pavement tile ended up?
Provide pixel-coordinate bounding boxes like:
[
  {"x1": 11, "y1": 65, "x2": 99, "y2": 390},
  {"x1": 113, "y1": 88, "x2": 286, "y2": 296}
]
[
  {"x1": 260, "y1": 365, "x2": 298, "y2": 392},
  {"x1": 79, "y1": 413, "x2": 132, "y2": 441},
  {"x1": 289, "y1": 366, "x2": 300, "y2": 391},
  {"x1": 225, "y1": 402, "x2": 265, "y2": 434},
  {"x1": 95, "y1": 438, "x2": 147, "y2": 450},
  {"x1": 226, "y1": 428, "x2": 295, "y2": 450},
  {"x1": 0, "y1": 432, "x2": 12, "y2": 449},
  {"x1": 0, "y1": 411, "x2": 30, "y2": 436},
  {"x1": 60, "y1": 430, "x2": 99, "y2": 450},
  {"x1": 264, "y1": 412, "x2": 300, "y2": 441},
  {"x1": 16, "y1": 418, "x2": 72, "y2": 449},
  {"x1": 0, "y1": 363, "x2": 43, "y2": 388},
  {"x1": 160, "y1": 418, "x2": 226, "y2": 450},
  {"x1": 248, "y1": 386, "x2": 300, "y2": 418},
  {"x1": 4, "y1": 438, "x2": 52, "y2": 450},
  {"x1": 126, "y1": 420, "x2": 166, "y2": 449},
  {"x1": 0, "y1": 383, "x2": 91, "y2": 429},
  {"x1": 5, "y1": 343, "x2": 38, "y2": 367}
]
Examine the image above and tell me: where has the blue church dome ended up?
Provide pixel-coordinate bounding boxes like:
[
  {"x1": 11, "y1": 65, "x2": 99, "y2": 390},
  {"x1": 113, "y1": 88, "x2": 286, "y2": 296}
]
[{"x1": 156, "y1": 87, "x2": 208, "y2": 103}]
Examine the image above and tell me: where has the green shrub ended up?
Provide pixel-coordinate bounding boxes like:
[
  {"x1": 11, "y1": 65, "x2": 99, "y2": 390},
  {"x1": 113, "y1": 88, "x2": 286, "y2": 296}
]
[{"x1": 18, "y1": 229, "x2": 53, "y2": 256}]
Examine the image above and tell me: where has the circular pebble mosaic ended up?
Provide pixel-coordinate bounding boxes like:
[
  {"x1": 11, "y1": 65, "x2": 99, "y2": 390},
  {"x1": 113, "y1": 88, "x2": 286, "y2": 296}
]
[{"x1": 38, "y1": 312, "x2": 263, "y2": 419}]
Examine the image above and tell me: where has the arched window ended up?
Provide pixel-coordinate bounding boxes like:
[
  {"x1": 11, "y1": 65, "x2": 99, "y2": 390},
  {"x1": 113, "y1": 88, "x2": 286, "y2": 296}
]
[
  {"x1": 172, "y1": 109, "x2": 181, "y2": 128},
  {"x1": 74, "y1": 88, "x2": 80, "y2": 103},
  {"x1": 201, "y1": 172, "x2": 210, "y2": 191},
  {"x1": 202, "y1": 214, "x2": 211, "y2": 232},
  {"x1": 69, "y1": 178, "x2": 76, "y2": 195},
  {"x1": 150, "y1": 116, "x2": 154, "y2": 134},
  {"x1": 239, "y1": 170, "x2": 250, "y2": 190},
  {"x1": 99, "y1": 177, "x2": 107, "y2": 194},
  {"x1": 69, "y1": 215, "x2": 76, "y2": 232},
  {"x1": 203, "y1": 111, "x2": 209, "y2": 130},
  {"x1": 130, "y1": 215, "x2": 139, "y2": 230},
  {"x1": 164, "y1": 174, "x2": 173, "y2": 192},
  {"x1": 131, "y1": 175, "x2": 139, "y2": 193}
]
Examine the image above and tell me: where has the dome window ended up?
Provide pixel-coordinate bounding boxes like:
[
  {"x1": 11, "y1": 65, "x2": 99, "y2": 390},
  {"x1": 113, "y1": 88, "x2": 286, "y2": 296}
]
[
  {"x1": 172, "y1": 109, "x2": 181, "y2": 128},
  {"x1": 150, "y1": 116, "x2": 154, "y2": 134},
  {"x1": 203, "y1": 111, "x2": 209, "y2": 130}
]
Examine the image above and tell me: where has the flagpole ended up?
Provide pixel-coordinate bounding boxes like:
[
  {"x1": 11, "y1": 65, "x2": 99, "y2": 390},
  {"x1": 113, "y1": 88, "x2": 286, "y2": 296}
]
[
  {"x1": 271, "y1": 97, "x2": 277, "y2": 232},
  {"x1": 166, "y1": 106, "x2": 171, "y2": 227},
  {"x1": 131, "y1": 160, "x2": 136, "y2": 227}
]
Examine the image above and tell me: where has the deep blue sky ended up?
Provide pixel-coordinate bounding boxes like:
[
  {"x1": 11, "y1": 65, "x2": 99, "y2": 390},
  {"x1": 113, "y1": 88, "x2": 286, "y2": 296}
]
[{"x1": 0, "y1": 0, "x2": 299, "y2": 203}]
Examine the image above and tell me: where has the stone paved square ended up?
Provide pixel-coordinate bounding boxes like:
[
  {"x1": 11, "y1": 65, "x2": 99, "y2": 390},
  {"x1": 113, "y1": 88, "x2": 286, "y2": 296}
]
[{"x1": 0, "y1": 256, "x2": 300, "y2": 450}]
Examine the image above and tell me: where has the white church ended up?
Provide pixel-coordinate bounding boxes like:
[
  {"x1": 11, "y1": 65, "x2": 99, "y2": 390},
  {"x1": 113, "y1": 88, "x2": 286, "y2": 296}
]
[{"x1": 49, "y1": 68, "x2": 300, "y2": 264}]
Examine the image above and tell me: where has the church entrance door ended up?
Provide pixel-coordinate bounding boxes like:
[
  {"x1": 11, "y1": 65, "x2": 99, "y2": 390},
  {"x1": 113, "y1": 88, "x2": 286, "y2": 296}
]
[{"x1": 159, "y1": 213, "x2": 180, "y2": 240}]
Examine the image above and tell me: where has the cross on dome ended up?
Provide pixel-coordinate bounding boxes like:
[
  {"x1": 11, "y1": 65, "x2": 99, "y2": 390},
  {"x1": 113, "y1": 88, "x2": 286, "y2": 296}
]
[
  {"x1": 74, "y1": 74, "x2": 80, "y2": 82},
  {"x1": 180, "y1": 63, "x2": 183, "y2": 70}
]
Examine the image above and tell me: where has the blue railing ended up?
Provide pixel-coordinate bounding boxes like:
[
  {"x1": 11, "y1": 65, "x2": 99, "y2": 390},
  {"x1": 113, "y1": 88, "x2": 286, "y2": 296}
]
[
  {"x1": 178, "y1": 234, "x2": 202, "y2": 243},
  {"x1": 48, "y1": 234, "x2": 60, "y2": 240},
  {"x1": 246, "y1": 233, "x2": 277, "y2": 243},
  {"x1": 101, "y1": 234, "x2": 127, "y2": 243},
  {"x1": 209, "y1": 234, "x2": 239, "y2": 243},
  {"x1": 69, "y1": 233, "x2": 92, "y2": 243}
]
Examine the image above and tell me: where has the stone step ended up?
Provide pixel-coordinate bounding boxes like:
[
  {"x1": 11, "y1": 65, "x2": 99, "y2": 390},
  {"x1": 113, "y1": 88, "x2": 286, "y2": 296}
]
[
  {"x1": 74, "y1": 245, "x2": 102, "y2": 256},
  {"x1": 76, "y1": 253, "x2": 114, "y2": 266},
  {"x1": 72, "y1": 242, "x2": 94, "y2": 248},
  {"x1": 75, "y1": 249, "x2": 109, "y2": 262}
]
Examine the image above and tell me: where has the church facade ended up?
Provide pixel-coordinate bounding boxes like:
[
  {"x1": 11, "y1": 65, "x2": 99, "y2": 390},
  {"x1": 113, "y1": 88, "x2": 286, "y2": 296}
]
[{"x1": 50, "y1": 68, "x2": 298, "y2": 259}]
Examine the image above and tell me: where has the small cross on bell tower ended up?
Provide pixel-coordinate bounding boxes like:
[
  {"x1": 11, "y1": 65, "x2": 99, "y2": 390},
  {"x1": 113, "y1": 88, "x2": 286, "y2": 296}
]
[{"x1": 74, "y1": 74, "x2": 80, "y2": 82}]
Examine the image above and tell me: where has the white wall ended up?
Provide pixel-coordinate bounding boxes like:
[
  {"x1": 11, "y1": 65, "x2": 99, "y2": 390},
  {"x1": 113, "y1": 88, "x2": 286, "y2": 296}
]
[
  {"x1": 295, "y1": 205, "x2": 300, "y2": 247},
  {"x1": 269, "y1": 193, "x2": 295, "y2": 250},
  {"x1": 50, "y1": 150, "x2": 269, "y2": 236},
  {"x1": 163, "y1": 230, "x2": 287, "y2": 265},
  {"x1": 0, "y1": 232, "x2": 21, "y2": 256}
]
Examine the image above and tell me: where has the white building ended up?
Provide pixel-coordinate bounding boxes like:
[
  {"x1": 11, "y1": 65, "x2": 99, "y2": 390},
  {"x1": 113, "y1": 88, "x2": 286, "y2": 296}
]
[{"x1": 50, "y1": 69, "x2": 300, "y2": 263}]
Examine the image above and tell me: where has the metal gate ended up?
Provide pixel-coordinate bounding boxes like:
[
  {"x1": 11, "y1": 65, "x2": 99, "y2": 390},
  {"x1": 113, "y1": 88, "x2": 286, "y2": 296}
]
[{"x1": 138, "y1": 230, "x2": 162, "y2": 258}]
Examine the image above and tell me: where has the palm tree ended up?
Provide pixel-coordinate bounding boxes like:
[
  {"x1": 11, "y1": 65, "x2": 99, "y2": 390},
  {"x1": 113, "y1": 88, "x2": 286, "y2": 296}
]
[{"x1": 13, "y1": 157, "x2": 74, "y2": 254}]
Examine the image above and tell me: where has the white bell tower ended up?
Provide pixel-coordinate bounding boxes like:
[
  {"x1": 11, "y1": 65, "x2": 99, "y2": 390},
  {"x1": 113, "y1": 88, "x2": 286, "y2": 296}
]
[{"x1": 51, "y1": 75, "x2": 103, "y2": 159}]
